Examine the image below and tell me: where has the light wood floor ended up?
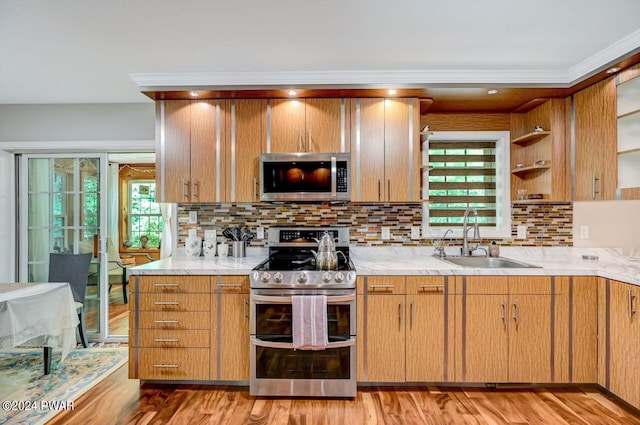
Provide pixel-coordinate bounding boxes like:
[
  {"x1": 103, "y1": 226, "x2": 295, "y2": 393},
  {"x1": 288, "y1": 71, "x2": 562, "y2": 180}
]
[{"x1": 48, "y1": 365, "x2": 640, "y2": 425}]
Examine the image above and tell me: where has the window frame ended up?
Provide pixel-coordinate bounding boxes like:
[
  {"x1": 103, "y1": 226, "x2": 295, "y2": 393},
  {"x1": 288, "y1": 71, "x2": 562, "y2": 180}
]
[{"x1": 422, "y1": 131, "x2": 511, "y2": 239}]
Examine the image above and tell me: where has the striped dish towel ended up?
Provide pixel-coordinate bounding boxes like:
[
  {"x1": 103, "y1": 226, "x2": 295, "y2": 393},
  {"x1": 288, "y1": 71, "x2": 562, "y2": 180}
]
[{"x1": 292, "y1": 295, "x2": 328, "y2": 350}]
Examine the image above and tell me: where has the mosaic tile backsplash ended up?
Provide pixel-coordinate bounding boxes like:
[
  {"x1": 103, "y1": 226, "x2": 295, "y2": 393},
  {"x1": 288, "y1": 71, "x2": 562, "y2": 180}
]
[{"x1": 177, "y1": 202, "x2": 573, "y2": 247}]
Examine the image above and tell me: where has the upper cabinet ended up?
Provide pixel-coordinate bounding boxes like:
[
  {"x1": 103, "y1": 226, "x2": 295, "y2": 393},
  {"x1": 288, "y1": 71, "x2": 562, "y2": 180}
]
[
  {"x1": 616, "y1": 74, "x2": 640, "y2": 200},
  {"x1": 573, "y1": 77, "x2": 618, "y2": 201},
  {"x1": 156, "y1": 100, "x2": 226, "y2": 203},
  {"x1": 267, "y1": 98, "x2": 350, "y2": 153},
  {"x1": 510, "y1": 98, "x2": 570, "y2": 202},
  {"x1": 224, "y1": 99, "x2": 266, "y2": 203},
  {"x1": 350, "y1": 98, "x2": 420, "y2": 202}
]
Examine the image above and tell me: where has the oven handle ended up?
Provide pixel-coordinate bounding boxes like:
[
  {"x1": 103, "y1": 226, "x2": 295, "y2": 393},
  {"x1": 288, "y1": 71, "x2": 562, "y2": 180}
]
[
  {"x1": 251, "y1": 337, "x2": 356, "y2": 350},
  {"x1": 251, "y1": 294, "x2": 355, "y2": 304}
]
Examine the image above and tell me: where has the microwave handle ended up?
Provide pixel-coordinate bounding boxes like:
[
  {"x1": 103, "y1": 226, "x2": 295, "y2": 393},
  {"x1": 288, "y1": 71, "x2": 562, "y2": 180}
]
[{"x1": 331, "y1": 156, "x2": 337, "y2": 198}]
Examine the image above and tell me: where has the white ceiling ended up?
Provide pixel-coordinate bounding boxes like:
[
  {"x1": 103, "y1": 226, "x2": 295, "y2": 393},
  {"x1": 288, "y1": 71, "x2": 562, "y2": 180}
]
[{"x1": 1, "y1": 0, "x2": 640, "y2": 104}]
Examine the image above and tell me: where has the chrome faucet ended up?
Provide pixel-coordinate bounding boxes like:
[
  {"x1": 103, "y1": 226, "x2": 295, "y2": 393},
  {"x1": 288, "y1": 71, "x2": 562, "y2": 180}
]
[
  {"x1": 462, "y1": 207, "x2": 480, "y2": 256},
  {"x1": 434, "y1": 228, "x2": 453, "y2": 257}
]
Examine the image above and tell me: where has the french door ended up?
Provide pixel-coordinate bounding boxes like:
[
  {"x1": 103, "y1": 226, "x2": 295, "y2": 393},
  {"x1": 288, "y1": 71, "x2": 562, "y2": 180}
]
[{"x1": 19, "y1": 154, "x2": 109, "y2": 341}]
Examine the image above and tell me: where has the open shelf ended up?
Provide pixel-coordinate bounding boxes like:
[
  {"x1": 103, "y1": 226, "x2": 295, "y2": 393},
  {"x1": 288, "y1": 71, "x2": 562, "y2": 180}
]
[
  {"x1": 511, "y1": 164, "x2": 551, "y2": 176},
  {"x1": 511, "y1": 131, "x2": 551, "y2": 146}
]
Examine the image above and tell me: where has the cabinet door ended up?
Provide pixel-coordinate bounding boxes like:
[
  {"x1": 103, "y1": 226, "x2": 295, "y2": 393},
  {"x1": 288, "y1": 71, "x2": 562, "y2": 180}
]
[
  {"x1": 305, "y1": 98, "x2": 346, "y2": 153},
  {"x1": 218, "y1": 293, "x2": 250, "y2": 381},
  {"x1": 384, "y1": 98, "x2": 420, "y2": 202},
  {"x1": 362, "y1": 294, "x2": 405, "y2": 382},
  {"x1": 352, "y1": 98, "x2": 385, "y2": 201},
  {"x1": 508, "y1": 277, "x2": 552, "y2": 383},
  {"x1": 229, "y1": 99, "x2": 265, "y2": 202},
  {"x1": 574, "y1": 77, "x2": 617, "y2": 201},
  {"x1": 406, "y1": 277, "x2": 450, "y2": 382},
  {"x1": 461, "y1": 276, "x2": 509, "y2": 382},
  {"x1": 609, "y1": 280, "x2": 640, "y2": 409},
  {"x1": 158, "y1": 100, "x2": 191, "y2": 202},
  {"x1": 190, "y1": 100, "x2": 224, "y2": 202},
  {"x1": 269, "y1": 99, "x2": 305, "y2": 153}
]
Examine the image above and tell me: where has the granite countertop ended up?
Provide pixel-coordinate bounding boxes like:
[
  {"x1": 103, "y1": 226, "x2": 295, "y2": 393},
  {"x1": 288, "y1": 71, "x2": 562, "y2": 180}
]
[{"x1": 129, "y1": 246, "x2": 640, "y2": 286}]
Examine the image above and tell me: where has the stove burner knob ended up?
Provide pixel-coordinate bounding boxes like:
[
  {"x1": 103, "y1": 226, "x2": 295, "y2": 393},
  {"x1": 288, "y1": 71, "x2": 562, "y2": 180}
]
[
  {"x1": 297, "y1": 272, "x2": 308, "y2": 284},
  {"x1": 322, "y1": 272, "x2": 332, "y2": 283},
  {"x1": 273, "y1": 272, "x2": 284, "y2": 283},
  {"x1": 334, "y1": 272, "x2": 345, "y2": 283},
  {"x1": 260, "y1": 272, "x2": 272, "y2": 283}
]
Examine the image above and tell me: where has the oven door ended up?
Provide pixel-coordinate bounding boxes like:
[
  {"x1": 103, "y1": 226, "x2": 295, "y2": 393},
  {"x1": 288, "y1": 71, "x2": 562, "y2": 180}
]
[{"x1": 249, "y1": 291, "x2": 356, "y2": 397}]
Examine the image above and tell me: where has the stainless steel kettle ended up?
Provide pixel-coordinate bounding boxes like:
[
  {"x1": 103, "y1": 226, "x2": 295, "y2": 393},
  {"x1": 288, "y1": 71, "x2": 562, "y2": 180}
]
[{"x1": 312, "y1": 231, "x2": 344, "y2": 270}]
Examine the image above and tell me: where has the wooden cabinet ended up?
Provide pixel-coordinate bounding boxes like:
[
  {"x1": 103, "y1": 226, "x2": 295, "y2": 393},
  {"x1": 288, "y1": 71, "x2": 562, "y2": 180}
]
[
  {"x1": 573, "y1": 77, "x2": 618, "y2": 201},
  {"x1": 458, "y1": 276, "x2": 554, "y2": 383},
  {"x1": 215, "y1": 275, "x2": 250, "y2": 381},
  {"x1": 405, "y1": 276, "x2": 454, "y2": 382},
  {"x1": 510, "y1": 98, "x2": 569, "y2": 202},
  {"x1": 357, "y1": 276, "x2": 406, "y2": 382},
  {"x1": 268, "y1": 98, "x2": 349, "y2": 153},
  {"x1": 608, "y1": 279, "x2": 640, "y2": 409},
  {"x1": 616, "y1": 72, "x2": 640, "y2": 200},
  {"x1": 156, "y1": 99, "x2": 227, "y2": 203},
  {"x1": 225, "y1": 99, "x2": 265, "y2": 202},
  {"x1": 351, "y1": 98, "x2": 420, "y2": 202},
  {"x1": 130, "y1": 275, "x2": 212, "y2": 380}
]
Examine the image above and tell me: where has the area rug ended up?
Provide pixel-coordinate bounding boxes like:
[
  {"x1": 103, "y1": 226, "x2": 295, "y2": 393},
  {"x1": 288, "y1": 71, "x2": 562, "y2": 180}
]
[{"x1": 0, "y1": 347, "x2": 128, "y2": 425}]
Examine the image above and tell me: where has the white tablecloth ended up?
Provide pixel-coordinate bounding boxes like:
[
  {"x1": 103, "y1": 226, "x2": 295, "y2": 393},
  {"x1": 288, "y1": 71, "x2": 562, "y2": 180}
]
[{"x1": 0, "y1": 282, "x2": 79, "y2": 361}]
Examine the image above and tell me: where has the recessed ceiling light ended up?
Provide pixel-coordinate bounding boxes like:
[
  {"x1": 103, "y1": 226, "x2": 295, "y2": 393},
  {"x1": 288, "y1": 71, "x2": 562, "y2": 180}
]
[
  {"x1": 288, "y1": 90, "x2": 297, "y2": 96},
  {"x1": 189, "y1": 91, "x2": 199, "y2": 97},
  {"x1": 388, "y1": 89, "x2": 397, "y2": 95},
  {"x1": 487, "y1": 89, "x2": 498, "y2": 95},
  {"x1": 605, "y1": 67, "x2": 621, "y2": 74}
]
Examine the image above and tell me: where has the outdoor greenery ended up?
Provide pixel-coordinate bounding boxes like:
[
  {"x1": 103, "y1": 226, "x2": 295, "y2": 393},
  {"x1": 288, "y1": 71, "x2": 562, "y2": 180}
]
[{"x1": 129, "y1": 181, "x2": 163, "y2": 248}]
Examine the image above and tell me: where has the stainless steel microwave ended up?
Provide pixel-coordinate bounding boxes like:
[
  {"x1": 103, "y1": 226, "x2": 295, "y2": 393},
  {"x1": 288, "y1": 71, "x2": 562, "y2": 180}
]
[{"x1": 260, "y1": 153, "x2": 351, "y2": 202}]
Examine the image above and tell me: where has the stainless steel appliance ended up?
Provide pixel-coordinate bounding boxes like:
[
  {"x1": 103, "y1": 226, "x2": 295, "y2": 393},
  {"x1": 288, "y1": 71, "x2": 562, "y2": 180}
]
[
  {"x1": 249, "y1": 226, "x2": 356, "y2": 397},
  {"x1": 259, "y1": 152, "x2": 350, "y2": 202}
]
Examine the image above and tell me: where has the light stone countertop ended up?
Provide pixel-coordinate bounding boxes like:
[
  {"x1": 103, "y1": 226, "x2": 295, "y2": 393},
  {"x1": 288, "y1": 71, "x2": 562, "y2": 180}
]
[{"x1": 129, "y1": 246, "x2": 640, "y2": 287}]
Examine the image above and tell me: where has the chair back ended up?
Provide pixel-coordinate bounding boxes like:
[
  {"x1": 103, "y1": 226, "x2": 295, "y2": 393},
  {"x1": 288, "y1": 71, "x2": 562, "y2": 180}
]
[{"x1": 48, "y1": 252, "x2": 93, "y2": 304}]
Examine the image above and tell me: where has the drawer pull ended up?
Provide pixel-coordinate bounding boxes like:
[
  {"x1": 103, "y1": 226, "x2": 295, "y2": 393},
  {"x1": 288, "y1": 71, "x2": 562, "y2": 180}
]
[
  {"x1": 154, "y1": 320, "x2": 179, "y2": 324},
  {"x1": 155, "y1": 301, "x2": 179, "y2": 306},
  {"x1": 153, "y1": 338, "x2": 179, "y2": 343},
  {"x1": 419, "y1": 284, "x2": 445, "y2": 290},
  {"x1": 369, "y1": 284, "x2": 395, "y2": 289},
  {"x1": 218, "y1": 283, "x2": 243, "y2": 288},
  {"x1": 154, "y1": 283, "x2": 180, "y2": 288},
  {"x1": 153, "y1": 363, "x2": 179, "y2": 369}
]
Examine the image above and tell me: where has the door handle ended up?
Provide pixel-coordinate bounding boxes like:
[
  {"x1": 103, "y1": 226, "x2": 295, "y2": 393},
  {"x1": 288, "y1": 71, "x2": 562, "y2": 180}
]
[
  {"x1": 378, "y1": 179, "x2": 381, "y2": 201},
  {"x1": 388, "y1": 179, "x2": 391, "y2": 200},
  {"x1": 629, "y1": 289, "x2": 637, "y2": 319},
  {"x1": 513, "y1": 301, "x2": 519, "y2": 325},
  {"x1": 182, "y1": 180, "x2": 189, "y2": 200},
  {"x1": 253, "y1": 177, "x2": 258, "y2": 200},
  {"x1": 192, "y1": 180, "x2": 199, "y2": 199},
  {"x1": 500, "y1": 301, "x2": 507, "y2": 325},
  {"x1": 410, "y1": 300, "x2": 414, "y2": 329},
  {"x1": 298, "y1": 129, "x2": 302, "y2": 152},
  {"x1": 592, "y1": 174, "x2": 600, "y2": 200},
  {"x1": 399, "y1": 302, "x2": 403, "y2": 326},
  {"x1": 308, "y1": 128, "x2": 312, "y2": 152}
]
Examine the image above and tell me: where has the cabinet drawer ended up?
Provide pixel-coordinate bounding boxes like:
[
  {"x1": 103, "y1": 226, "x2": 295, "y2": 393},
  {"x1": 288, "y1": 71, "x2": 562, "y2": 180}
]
[
  {"x1": 138, "y1": 293, "x2": 210, "y2": 311},
  {"x1": 359, "y1": 276, "x2": 406, "y2": 294},
  {"x1": 137, "y1": 275, "x2": 211, "y2": 293},
  {"x1": 137, "y1": 348, "x2": 210, "y2": 380},
  {"x1": 216, "y1": 275, "x2": 249, "y2": 293},
  {"x1": 407, "y1": 276, "x2": 447, "y2": 294},
  {"x1": 137, "y1": 311, "x2": 211, "y2": 330},
  {"x1": 137, "y1": 329, "x2": 210, "y2": 348}
]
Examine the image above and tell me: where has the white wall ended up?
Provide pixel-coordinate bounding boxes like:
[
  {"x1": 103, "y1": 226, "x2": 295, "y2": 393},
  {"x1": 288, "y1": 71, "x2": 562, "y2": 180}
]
[
  {"x1": 0, "y1": 150, "x2": 15, "y2": 281},
  {"x1": 573, "y1": 200, "x2": 640, "y2": 255}
]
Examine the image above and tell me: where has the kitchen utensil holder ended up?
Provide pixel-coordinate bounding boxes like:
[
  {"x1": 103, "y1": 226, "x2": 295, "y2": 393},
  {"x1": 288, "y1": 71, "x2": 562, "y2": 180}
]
[{"x1": 231, "y1": 241, "x2": 246, "y2": 257}]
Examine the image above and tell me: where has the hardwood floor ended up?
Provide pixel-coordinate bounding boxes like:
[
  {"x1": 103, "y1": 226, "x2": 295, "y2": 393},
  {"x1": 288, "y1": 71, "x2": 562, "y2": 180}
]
[{"x1": 48, "y1": 366, "x2": 640, "y2": 425}]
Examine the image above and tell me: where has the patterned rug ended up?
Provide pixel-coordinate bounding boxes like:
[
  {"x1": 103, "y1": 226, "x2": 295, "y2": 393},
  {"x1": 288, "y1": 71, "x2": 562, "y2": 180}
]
[{"x1": 0, "y1": 346, "x2": 128, "y2": 425}]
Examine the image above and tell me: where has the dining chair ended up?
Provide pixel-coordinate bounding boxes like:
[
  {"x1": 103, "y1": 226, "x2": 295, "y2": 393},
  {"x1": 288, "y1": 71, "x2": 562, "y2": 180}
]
[{"x1": 48, "y1": 252, "x2": 93, "y2": 348}]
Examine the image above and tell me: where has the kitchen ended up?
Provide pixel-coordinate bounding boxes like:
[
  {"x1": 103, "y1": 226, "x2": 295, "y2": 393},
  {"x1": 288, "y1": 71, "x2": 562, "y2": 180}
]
[{"x1": 2, "y1": 1, "x2": 640, "y2": 423}]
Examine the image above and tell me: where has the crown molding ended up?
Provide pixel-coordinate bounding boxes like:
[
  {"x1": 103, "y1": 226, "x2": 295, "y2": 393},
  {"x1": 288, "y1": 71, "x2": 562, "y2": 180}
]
[
  {"x1": 568, "y1": 28, "x2": 640, "y2": 84},
  {"x1": 130, "y1": 31, "x2": 640, "y2": 91}
]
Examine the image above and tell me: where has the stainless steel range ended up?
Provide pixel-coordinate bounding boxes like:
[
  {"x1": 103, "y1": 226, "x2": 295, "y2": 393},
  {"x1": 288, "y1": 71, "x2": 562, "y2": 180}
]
[{"x1": 249, "y1": 226, "x2": 357, "y2": 398}]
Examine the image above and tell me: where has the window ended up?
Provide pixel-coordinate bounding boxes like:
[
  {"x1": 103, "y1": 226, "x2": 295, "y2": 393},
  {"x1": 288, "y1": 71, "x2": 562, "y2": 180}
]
[
  {"x1": 423, "y1": 131, "x2": 511, "y2": 238},
  {"x1": 127, "y1": 181, "x2": 162, "y2": 248}
]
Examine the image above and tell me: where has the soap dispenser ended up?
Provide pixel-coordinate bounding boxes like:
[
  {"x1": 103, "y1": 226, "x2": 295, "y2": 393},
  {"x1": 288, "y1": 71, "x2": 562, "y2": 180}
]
[{"x1": 489, "y1": 241, "x2": 500, "y2": 257}]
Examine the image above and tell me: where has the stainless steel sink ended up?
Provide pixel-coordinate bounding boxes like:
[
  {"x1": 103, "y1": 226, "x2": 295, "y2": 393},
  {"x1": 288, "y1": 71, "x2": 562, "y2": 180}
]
[{"x1": 437, "y1": 256, "x2": 541, "y2": 268}]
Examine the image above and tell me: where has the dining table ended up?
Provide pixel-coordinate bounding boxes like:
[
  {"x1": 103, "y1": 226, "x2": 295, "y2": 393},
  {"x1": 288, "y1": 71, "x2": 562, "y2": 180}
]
[{"x1": 0, "y1": 282, "x2": 79, "y2": 374}]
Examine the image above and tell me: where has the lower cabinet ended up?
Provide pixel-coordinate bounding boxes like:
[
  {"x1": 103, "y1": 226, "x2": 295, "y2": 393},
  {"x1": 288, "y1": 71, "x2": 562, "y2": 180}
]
[
  {"x1": 608, "y1": 279, "x2": 640, "y2": 409},
  {"x1": 458, "y1": 276, "x2": 554, "y2": 383},
  {"x1": 130, "y1": 274, "x2": 250, "y2": 382}
]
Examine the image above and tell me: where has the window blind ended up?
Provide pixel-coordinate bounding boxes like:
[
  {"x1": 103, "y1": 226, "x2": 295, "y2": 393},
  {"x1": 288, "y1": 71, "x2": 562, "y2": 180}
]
[{"x1": 428, "y1": 139, "x2": 497, "y2": 227}]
